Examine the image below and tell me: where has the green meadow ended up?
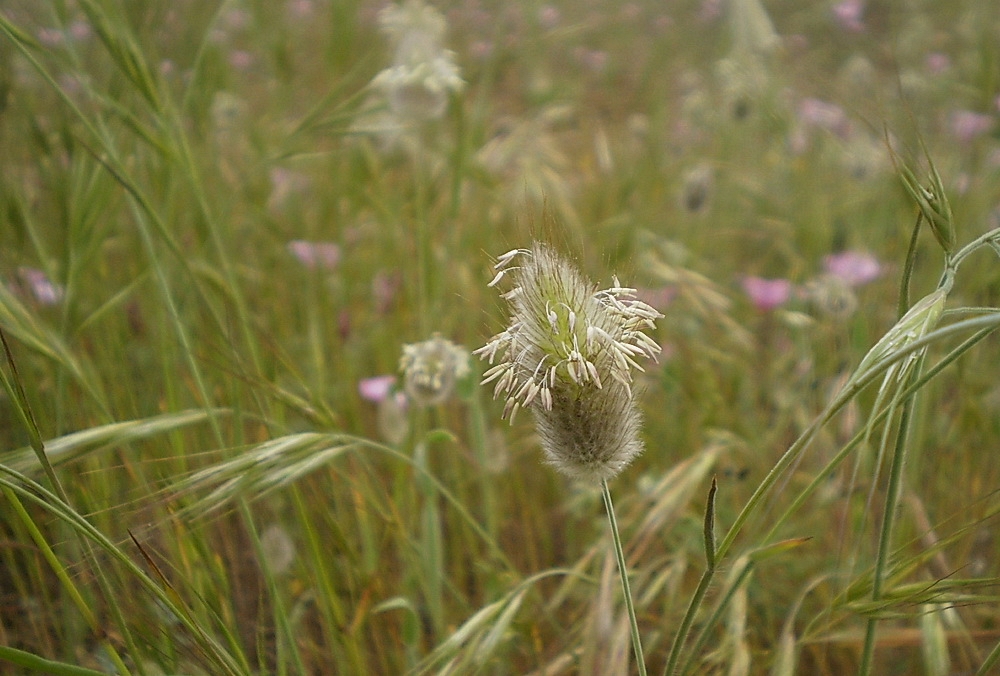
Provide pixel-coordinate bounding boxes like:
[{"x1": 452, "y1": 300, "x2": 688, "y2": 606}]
[{"x1": 1, "y1": 0, "x2": 999, "y2": 673}]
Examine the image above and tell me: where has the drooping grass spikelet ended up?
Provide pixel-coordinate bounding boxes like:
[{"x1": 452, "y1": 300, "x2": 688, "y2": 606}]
[{"x1": 475, "y1": 243, "x2": 663, "y2": 482}]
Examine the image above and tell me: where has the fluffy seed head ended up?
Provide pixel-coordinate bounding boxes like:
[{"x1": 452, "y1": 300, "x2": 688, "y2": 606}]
[
  {"x1": 400, "y1": 334, "x2": 470, "y2": 406},
  {"x1": 474, "y1": 243, "x2": 663, "y2": 482}
]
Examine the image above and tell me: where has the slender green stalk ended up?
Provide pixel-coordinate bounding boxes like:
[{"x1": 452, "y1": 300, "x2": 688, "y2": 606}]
[
  {"x1": 677, "y1": 561, "x2": 755, "y2": 676},
  {"x1": 602, "y1": 479, "x2": 646, "y2": 676},
  {"x1": 664, "y1": 479, "x2": 719, "y2": 676},
  {"x1": 858, "y1": 361, "x2": 923, "y2": 676}
]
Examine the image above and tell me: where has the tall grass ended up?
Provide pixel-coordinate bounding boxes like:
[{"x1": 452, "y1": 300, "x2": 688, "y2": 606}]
[{"x1": 1, "y1": 0, "x2": 999, "y2": 674}]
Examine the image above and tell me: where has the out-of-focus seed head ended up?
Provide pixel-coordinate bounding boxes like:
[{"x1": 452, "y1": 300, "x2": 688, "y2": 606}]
[
  {"x1": 399, "y1": 334, "x2": 470, "y2": 406},
  {"x1": 474, "y1": 243, "x2": 663, "y2": 482}
]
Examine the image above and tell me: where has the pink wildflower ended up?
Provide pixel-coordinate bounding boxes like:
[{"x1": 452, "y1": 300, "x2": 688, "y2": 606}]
[
  {"x1": 741, "y1": 276, "x2": 791, "y2": 311},
  {"x1": 832, "y1": 0, "x2": 864, "y2": 32},
  {"x1": 798, "y1": 98, "x2": 850, "y2": 137},
  {"x1": 287, "y1": 240, "x2": 341, "y2": 270},
  {"x1": 925, "y1": 53, "x2": 951, "y2": 75},
  {"x1": 17, "y1": 267, "x2": 64, "y2": 305},
  {"x1": 359, "y1": 375, "x2": 398, "y2": 403},
  {"x1": 950, "y1": 110, "x2": 994, "y2": 143},
  {"x1": 823, "y1": 251, "x2": 881, "y2": 287}
]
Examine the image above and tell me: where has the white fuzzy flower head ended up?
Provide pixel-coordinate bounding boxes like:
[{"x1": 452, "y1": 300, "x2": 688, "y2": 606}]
[
  {"x1": 399, "y1": 334, "x2": 471, "y2": 406},
  {"x1": 474, "y1": 244, "x2": 663, "y2": 482},
  {"x1": 373, "y1": 55, "x2": 464, "y2": 121},
  {"x1": 379, "y1": 0, "x2": 447, "y2": 65},
  {"x1": 373, "y1": 0, "x2": 464, "y2": 122}
]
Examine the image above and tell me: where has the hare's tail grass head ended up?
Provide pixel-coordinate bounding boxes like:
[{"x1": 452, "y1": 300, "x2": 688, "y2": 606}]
[{"x1": 474, "y1": 243, "x2": 662, "y2": 482}]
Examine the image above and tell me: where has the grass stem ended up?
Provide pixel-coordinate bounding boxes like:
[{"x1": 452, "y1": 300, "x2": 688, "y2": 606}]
[{"x1": 602, "y1": 479, "x2": 647, "y2": 676}]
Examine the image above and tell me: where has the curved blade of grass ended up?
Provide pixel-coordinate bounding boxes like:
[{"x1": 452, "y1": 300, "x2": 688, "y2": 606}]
[
  {"x1": 0, "y1": 645, "x2": 111, "y2": 676},
  {"x1": 2, "y1": 409, "x2": 227, "y2": 474}
]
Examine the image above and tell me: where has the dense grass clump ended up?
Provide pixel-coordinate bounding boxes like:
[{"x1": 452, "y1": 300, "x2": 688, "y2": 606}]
[{"x1": 1, "y1": 1, "x2": 999, "y2": 674}]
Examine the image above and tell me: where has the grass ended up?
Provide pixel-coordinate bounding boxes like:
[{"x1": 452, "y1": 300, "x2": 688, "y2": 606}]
[{"x1": 1, "y1": 0, "x2": 1000, "y2": 674}]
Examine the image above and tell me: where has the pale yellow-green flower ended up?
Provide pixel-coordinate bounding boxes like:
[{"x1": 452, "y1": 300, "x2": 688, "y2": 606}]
[
  {"x1": 474, "y1": 244, "x2": 662, "y2": 482},
  {"x1": 400, "y1": 334, "x2": 470, "y2": 406}
]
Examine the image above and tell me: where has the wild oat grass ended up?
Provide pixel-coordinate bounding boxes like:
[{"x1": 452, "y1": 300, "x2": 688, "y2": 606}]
[{"x1": 1, "y1": 1, "x2": 1000, "y2": 675}]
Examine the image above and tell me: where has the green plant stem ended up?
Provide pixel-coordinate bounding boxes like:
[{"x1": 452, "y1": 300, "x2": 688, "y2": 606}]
[
  {"x1": 676, "y1": 560, "x2": 755, "y2": 676},
  {"x1": 602, "y1": 479, "x2": 646, "y2": 676},
  {"x1": 858, "y1": 361, "x2": 923, "y2": 676},
  {"x1": 664, "y1": 561, "x2": 715, "y2": 676}
]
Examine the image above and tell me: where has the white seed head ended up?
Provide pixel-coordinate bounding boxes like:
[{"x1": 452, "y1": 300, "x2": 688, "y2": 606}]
[
  {"x1": 372, "y1": 0, "x2": 465, "y2": 123},
  {"x1": 476, "y1": 243, "x2": 663, "y2": 482},
  {"x1": 399, "y1": 334, "x2": 471, "y2": 406}
]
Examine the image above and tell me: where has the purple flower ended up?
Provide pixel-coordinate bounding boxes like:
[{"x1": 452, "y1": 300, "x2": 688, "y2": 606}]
[
  {"x1": 537, "y1": 5, "x2": 560, "y2": 29},
  {"x1": 832, "y1": 0, "x2": 864, "y2": 32},
  {"x1": 950, "y1": 110, "x2": 994, "y2": 143},
  {"x1": 358, "y1": 375, "x2": 397, "y2": 403},
  {"x1": 36, "y1": 28, "x2": 64, "y2": 47},
  {"x1": 287, "y1": 0, "x2": 314, "y2": 19},
  {"x1": 925, "y1": 52, "x2": 951, "y2": 75},
  {"x1": 17, "y1": 267, "x2": 64, "y2": 305},
  {"x1": 798, "y1": 98, "x2": 850, "y2": 137},
  {"x1": 287, "y1": 240, "x2": 341, "y2": 270},
  {"x1": 698, "y1": 0, "x2": 722, "y2": 22},
  {"x1": 69, "y1": 20, "x2": 92, "y2": 41},
  {"x1": 741, "y1": 276, "x2": 792, "y2": 311},
  {"x1": 228, "y1": 50, "x2": 255, "y2": 70},
  {"x1": 823, "y1": 251, "x2": 881, "y2": 287}
]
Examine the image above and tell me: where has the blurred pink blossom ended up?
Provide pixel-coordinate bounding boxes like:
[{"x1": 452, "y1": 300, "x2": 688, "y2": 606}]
[
  {"x1": 229, "y1": 50, "x2": 255, "y2": 70},
  {"x1": 268, "y1": 168, "x2": 310, "y2": 212},
  {"x1": 621, "y1": 3, "x2": 642, "y2": 22},
  {"x1": 698, "y1": 0, "x2": 722, "y2": 22},
  {"x1": 468, "y1": 41, "x2": 493, "y2": 59},
  {"x1": 832, "y1": 0, "x2": 865, "y2": 32},
  {"x1": 741, "y1": 276, "x2": 791, "y2": 311},
  {"x1": 925, "y1": 52, "x2": 951, "y2": 75},
  {"x1": 37, "y1": 28, "x2": 64, "y2": 47},
  {"x1": 372, "y1": 271, "x2": 401, "y2": 314},
  {"x1": 950, "y1": 110, "x2": 994, "y2": 143},
  {"x1": 798, "y1": 98, "x2": 850, "y2": 137},
  {"x1": 222, "y1": 8, "x2": 252, "y2": 31},
  {"x1": 359, "y1": 375, "x2": 397, "y2": 402},
  {"x1": 69, "y1": 20, "x2": 92, "y2": 41},
  {"x1": 287, "y1": 240, "x2": 341, "y2": 270},
  {"x1": 17, "y1": 267, "x2": 64, "y2": 305},
  {"x1": 823, "y1": 251, "x2": 881, "y2": 287},
  {"x1": 286, "y1": 0, "x2": 314, "y2": 19},
  {"x1": 538, "y1": 5, "x2": 560, "y2": 29},
  {"x1": 574, "y1": 48, "x2": 609, "y2": 73}
]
